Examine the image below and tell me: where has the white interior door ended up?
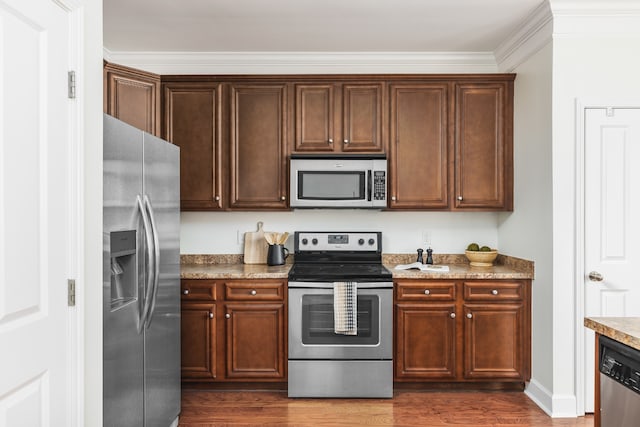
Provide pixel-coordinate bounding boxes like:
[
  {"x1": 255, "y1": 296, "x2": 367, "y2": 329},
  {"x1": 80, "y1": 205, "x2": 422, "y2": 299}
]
[
  {"x1": 0, "y1": 0, "x2": 74, "y2": 425},
  {"x1": 584, "y1": 107, "x2": 640, "y2": 412}
]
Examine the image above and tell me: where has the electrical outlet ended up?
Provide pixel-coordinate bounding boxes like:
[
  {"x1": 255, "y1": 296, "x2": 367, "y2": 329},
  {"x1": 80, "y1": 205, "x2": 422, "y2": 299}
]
[
  {"x1": 237, "y1": 230, "x2": 244, "y2": 245},
  {"x1": 421, "y1": 231, "x2": 431, "y2": 248}
]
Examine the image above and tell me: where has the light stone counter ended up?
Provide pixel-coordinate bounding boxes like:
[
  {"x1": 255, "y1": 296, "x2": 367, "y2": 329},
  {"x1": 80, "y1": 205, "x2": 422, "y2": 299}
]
[
  {"x1": 584, "y1": 317, "x2": 640, "y2": 352},
  {"x1": 180, "y1": 253, "x2": 533, "y2": 281}
]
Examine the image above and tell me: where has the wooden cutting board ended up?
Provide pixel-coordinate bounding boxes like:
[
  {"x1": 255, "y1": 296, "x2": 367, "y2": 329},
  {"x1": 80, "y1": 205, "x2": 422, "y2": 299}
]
[{"x1": 243, "y1": 221, "x2": 269, "y2": 264}]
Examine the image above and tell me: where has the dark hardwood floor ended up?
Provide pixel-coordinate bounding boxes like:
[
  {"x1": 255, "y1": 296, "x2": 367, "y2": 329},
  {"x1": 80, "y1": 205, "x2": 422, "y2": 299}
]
[{"x1": 179, "y1": 390, "x2": 594, "y2": 426}]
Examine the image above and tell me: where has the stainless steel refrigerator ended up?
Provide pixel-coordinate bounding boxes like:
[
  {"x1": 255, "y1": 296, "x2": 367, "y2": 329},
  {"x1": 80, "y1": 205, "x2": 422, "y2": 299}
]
[{"x1": 103, "y1": 114, "x2": 180, "y2": 427}]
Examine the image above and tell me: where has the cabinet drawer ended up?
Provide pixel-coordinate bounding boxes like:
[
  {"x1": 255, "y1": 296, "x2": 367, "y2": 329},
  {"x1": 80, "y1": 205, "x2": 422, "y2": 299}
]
[
  {"x1": 181, "y1": 280, "x2": 216, "y2": 301},
  {"x1": 224, "y1": 281, "x2": 285, "y2": 301},
  {"x1": 396, "y1": 281, "x2": 456, "y2": 301},
  {"x1": 463, "y1": 282, "x2": 523, "y2": 301}
]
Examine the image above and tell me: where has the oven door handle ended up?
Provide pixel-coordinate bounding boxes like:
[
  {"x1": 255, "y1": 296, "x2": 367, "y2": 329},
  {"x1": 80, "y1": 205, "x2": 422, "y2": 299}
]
[{"x1": 288, "y1": 281, "x2": 393, "y2": 289}]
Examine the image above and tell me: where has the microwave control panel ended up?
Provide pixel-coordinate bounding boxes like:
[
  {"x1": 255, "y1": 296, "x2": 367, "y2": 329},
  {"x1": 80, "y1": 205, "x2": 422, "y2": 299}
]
[{"x1": 373, "y1": 171, "x2": 386, "y2": 201}]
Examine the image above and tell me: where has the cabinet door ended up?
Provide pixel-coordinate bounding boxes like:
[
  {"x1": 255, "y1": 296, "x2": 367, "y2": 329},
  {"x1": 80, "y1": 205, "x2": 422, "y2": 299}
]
[
  {"x1": 454, "y1": 82, "x2": 513, "y2": 210},
  {"x1": 389, "y1": 84, "x2": 449, "y2": 209},
  {"x1": 181, "y1": 302, "x2": 216, "y2": 380},
  {"x1": 341, "y1": 83, "x2": 385, "y2": 152},
  {"x1": 163, "y1": 83, "x2": 222, "y2": 210},
  {"x1": 294, "y1": 84, "x2": 335, "y2": 152},
  {"x1": 229, "y1": 84, "x2": 288, "y2": 209},
  {"x1": 224, "y1": 303, "x2": 286, "y2": 379},
  {"x1": 104, "y1": 62, "x2": 160, "y2": 136},
  {"x1": 463, "y1": 303, "x2": 524, "y2": 380},
  {"x1": 395, "y1": 303, "x2": 456, "y2": 380}
]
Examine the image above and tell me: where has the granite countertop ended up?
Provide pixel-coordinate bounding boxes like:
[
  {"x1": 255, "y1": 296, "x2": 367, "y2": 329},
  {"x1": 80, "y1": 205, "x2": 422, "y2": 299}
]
[
  {"x1": 584, "y1": 317, "x2": 640, "y2": 351},
  {"x1": 181, "y1": 253, "x2": 534, "y2": 280}
]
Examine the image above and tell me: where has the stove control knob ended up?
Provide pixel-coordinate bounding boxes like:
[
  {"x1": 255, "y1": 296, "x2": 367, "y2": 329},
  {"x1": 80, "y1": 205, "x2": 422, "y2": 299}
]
[
  {"x1": 312, "y1": 238, "x2": 318, "y2": 245},
  {"x1": 301, "y1": 238, "x2": 308, "y2": 245},
  {"x1": 358, "y1": 238, "x2": 365, "y2": 245},
  {"x1": 368, "y1": 238, "x2": 375, "y2": 245}
]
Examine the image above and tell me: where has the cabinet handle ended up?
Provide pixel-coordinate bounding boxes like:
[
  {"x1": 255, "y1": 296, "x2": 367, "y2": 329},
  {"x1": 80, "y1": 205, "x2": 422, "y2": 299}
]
[
  {"x1": 450, "y1": 313, "x2": 456, "y2": 319},
  {"x1": 457, "y1": 196, "x2": 463, "y2": 201},
  {"x1": 215, "y1": 195, "x2": 220, "y2": 201},
  {"x1": 466, "y1": 313, "x2": 473, "y2": 319},
  {"x1": 328, "y1": 138, "x2": 333, "y2": 144},
  {"x1": 391, "y1": 196, "x2": 396, "y2": 202},
  {"x1": 183, "y1": 289, "x2": 189, "y2": 295},
  {"x1": 209, "y1": 312, "x2": 214, "y2": 319},
  {"x1": 225, "y1": 313, "x2": 231, "y2": 319},
  {"x1": 424, "y1": 289, "x2": 430, "y2": 295},
  {"x1": 491, "y1": 289, "x2": 499, "y2": 295},
  {"x1": 250, "y1": 289, "x2": 257, "y2": 296},
  {"x1": 343, "y1": 139, "x2": 350, "y2": 145}
]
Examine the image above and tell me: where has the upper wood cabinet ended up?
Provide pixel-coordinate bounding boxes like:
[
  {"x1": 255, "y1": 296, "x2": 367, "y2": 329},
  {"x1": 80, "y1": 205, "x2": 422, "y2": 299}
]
[
  {"x1": 104, "y1": 62, "x2": 161, "y2": 136},
  {"x1": 453, "y1": 82, "x2": 514, "y2": 211},
  {"x1": 294, "y1": 82, "x2": 385, "y2": 153},
  {"x1": 388, "y1": 83, "x2": 450, "y2": 209},
  {"x1": 163, "y1": 82, "x2": 223, "y2": 210},
  {"x1": 228, "y1": 84, "x2": 289, "y2": 210}
]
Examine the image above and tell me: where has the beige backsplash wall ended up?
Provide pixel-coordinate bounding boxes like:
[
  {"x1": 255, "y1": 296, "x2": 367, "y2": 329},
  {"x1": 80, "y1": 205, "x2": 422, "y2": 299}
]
[{"x1": 180, "y1": 210, "x2": 501, "y2": 255}]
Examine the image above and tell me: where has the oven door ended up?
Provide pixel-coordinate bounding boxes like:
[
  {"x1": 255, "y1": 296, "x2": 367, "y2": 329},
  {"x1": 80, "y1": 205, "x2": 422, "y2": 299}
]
[{"x1": 288, "y1": 285, "x2": 392, "y2": 360}]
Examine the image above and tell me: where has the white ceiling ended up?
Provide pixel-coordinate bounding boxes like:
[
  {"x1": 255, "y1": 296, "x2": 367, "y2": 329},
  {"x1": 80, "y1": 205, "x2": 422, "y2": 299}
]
[{"x1": 103, "y1": 0, "x2": 546, "y2": 53}]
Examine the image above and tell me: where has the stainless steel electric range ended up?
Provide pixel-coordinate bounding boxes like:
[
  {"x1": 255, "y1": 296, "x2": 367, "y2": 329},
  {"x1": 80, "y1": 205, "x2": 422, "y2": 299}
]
[{"x1": 287, "y1": 231, "x2": 393, "y2": 398}]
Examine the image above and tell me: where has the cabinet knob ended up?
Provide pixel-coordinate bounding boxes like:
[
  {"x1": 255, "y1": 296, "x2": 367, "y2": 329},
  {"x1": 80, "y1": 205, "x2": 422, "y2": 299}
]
[
  {"x1": 209, "y1": 312, "x2": 214, "y2": 319},
  {"x1": 424, "y1": 289, "x2": 430, "y2": 295},
  {"x1": 391, "y1": 196, "x2": 396, "y2": 202},
  {"x1": 457, "y1": 196, "x2": 463, "y2": 201},
  {"x1": 250, "y1": 289, "x2": 257, "y2": 296},
  {"x1": 450, "y1": 312, "x2": 456, "y2": 319},
  {"x1": 491, "y1": 289, "x2": 499, "y2": 295},
  {"x1": 343, "y1": 139, "x2": 350, "y2": 144},
  {"x1": 225, "y1": 313, "x2": 231, "y2": 319},
  {"x1": 328, "y1": 138, "x2": 333, "y2": 144},
  {"x1": 183, "y1": 289, "x2": 189, "y2": 295},
  {"x1": 281, "y1": 196, "x2": 286, "y2": 201},
  {"x1": 466, "y1": 313, "x2": 473, "y2": 319},
  {"x1": 215, "y1": 195, "x2": 220, "y2": 201}
]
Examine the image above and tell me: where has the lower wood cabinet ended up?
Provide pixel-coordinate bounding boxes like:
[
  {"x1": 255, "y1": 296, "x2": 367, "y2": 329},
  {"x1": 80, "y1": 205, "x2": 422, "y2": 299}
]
[
  {"x1": 181, "y1": 302, "x2": 216, "y2": 380},
  {"x1": 180, "y1": 279, "x2": 287, "y2": 383},
  {"x1": 224, "y1": 303, "x2": 285, "y2": 379},
  {"x1": 394, "y1": 279, "x2": 530, "y2": 385}
]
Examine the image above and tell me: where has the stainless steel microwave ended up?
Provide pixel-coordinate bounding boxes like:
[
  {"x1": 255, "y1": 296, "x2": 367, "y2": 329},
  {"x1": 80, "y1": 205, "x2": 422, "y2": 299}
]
[{"x1": 289, "y1": 154, "x2": 387, "y2": 209}]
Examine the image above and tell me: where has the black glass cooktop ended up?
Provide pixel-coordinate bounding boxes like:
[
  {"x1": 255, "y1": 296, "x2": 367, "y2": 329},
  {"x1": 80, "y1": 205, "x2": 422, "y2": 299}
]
[{"x1": 288, "y1": 263, "x2": 392, "y2": 282}]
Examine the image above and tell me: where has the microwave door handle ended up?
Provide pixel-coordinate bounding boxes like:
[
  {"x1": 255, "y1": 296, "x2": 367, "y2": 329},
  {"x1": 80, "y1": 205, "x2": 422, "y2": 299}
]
[{"x1": 367, "y1": 170, "x2": 372, "y2": 201}]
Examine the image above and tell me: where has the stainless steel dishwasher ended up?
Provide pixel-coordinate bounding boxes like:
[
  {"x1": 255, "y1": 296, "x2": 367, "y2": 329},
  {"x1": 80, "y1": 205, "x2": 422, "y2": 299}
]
[{"x1": 599, "y1": 335, "x2": 640, "y2": 426}]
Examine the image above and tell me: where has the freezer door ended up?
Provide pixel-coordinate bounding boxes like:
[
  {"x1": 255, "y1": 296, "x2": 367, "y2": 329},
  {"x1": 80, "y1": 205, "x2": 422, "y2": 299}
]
[
  {"x1": 142, "y1": 132, "x2": 181, "y2": 426},
  {"x1": 103, "y1": 114, "x2": 145, "y2": 427}
]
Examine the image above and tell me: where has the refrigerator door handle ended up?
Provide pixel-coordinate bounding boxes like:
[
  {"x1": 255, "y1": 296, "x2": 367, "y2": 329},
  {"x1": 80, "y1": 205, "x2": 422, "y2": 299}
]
[
  {"x1": 137, "y1": 194, "x2": 156, "y2": 332},
  {"x1": 143, "y1": 194, "x2": 161, "y2": 329}
]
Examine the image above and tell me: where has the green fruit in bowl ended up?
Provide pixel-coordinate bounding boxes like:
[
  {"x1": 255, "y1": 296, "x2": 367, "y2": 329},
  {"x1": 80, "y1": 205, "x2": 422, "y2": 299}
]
[
  {"x1": 480, "y1": 246, "x2": 492, "y2": 252},
  {"x1": 466, "y1": 243, "x2": 480, "y2": 251}
]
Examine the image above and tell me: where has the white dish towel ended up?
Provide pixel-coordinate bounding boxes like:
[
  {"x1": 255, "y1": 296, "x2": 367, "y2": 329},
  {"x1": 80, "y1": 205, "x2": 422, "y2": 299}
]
[{"x1": 334, "y1": 281, "x2": 357, "y2": 335}]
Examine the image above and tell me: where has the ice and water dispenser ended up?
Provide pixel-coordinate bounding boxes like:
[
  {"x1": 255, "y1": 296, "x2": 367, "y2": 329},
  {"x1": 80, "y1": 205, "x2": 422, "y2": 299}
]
[{"x1": 110, "y1": 230, "x2": 136, "y2": 310}]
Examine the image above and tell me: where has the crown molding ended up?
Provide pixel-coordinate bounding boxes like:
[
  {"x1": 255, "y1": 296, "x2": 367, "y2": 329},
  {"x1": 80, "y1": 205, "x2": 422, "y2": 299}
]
[
  {"x1": 102, "y1": 50, "x2": 498, "y2": 75},
  {"x1": 550, "y1": 0, "x2": 640, "y2": 36},
  {"x1": 494, "y1": 1, "x2": 553, "y2": 72}
]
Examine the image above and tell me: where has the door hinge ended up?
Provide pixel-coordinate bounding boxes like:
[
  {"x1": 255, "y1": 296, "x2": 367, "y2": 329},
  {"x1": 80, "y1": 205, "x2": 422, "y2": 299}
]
[
  {"x1": 68, "y1": 279, "x2": 76, "y2": 306},
  {"x1": 68, "y1": 71, "x2": 76, "y2": 99}
]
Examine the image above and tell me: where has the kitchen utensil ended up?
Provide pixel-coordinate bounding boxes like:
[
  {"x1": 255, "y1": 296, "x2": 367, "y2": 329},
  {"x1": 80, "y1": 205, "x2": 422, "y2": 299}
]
[
  {"x1": 267, "y1": 244, "x2": 289, "y2": 266},
  {"x1": 278, "y1": 232, "x2": 289, "y2": 245},
  {"x1": 264, "y1": 232, "x2": 275, "y2": 245},
  {"x1": 243, "y1": 222, "x2": 269, "y2": 264}
]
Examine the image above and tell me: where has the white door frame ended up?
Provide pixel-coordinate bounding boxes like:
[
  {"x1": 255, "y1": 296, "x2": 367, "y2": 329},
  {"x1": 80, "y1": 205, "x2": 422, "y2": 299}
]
[
  {"x1": 57, "y1": 0, "x2": 85, "y2": 425},
  {"x1": 574, "y1": 98, "x2": 640, "y2": 416}
]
